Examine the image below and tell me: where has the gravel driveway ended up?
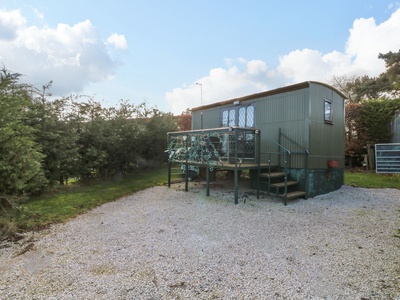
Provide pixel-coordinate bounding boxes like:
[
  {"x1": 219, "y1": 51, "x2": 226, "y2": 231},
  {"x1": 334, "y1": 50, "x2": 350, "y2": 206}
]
[{"x1": 0, "y1": 184, "x2": 399, "y2": 299}]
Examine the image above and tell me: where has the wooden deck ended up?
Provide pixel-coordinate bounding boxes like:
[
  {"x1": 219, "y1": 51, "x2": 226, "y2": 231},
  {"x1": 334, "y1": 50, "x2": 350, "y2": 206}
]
[{"x1": 170, "y1": 160, "x2": 273, "y2": 170}]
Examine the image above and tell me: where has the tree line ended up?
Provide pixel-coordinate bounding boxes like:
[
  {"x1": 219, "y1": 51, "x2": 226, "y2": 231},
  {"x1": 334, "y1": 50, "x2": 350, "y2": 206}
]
[
  {"x1": 0, "y1": 68, "x2": 182, "y2": 205},
  {"x1": 331, "y1": 50, "x2": 400, "y2": 166}
]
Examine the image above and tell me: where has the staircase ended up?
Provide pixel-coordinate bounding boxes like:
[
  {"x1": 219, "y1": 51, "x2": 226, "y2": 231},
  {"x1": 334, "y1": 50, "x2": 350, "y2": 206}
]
[
  {"x1": 256, "y1": 129, "x2": 309, "y2": 206},
  {"x1": 258, "y1": 166, "x2": 306, "y2": 206}
]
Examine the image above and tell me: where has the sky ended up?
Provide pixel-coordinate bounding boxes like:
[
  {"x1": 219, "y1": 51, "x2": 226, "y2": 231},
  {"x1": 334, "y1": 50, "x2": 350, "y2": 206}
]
[{"x1": 1, "y1": 1, "x2": 400, "y2": 115}]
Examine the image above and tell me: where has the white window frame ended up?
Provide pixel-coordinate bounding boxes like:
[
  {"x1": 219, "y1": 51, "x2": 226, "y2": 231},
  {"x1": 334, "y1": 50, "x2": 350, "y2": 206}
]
[
  {"x1": 221, "y1": 104, "x2": 255, "y2": 128},
  {"x1": 324, "y1": 99, "x2": 333, "y2": 124}
]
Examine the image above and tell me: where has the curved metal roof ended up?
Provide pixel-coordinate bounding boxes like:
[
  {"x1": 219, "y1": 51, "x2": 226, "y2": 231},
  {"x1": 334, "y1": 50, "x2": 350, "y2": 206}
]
[{"x1": 191, "y1": 81, "x2": 347, "y2": 112}]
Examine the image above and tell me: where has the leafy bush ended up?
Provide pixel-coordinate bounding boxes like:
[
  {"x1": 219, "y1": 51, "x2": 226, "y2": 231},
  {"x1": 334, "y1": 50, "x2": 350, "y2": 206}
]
[
  {"x1": 0, "y1": 68, "x2": 178, "y2": 200},
  {"x1": 345, "y1": 98, "x2": 400, "y2": 160}
]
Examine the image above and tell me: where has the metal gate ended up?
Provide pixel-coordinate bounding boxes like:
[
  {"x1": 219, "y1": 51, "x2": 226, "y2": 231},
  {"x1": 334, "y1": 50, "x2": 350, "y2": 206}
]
[{"x1": 375, "y1": 143, "x2": 400, "y2": 174}]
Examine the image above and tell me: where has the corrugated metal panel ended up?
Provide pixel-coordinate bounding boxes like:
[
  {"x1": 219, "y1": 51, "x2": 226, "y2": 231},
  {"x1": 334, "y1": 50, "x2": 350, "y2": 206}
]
[
  {"x1": 254, "y1": 89, "x2": 309, "y2": 167},
  {"x1": 191, "y1": 111, "x2": 201, "y2": 129},
  {"x1": 308, "y1": 83, "x2": 345, "y2": 168},
  {"x1": 191, "y1": 82, "x2": 345, "y2": 169},
  {"x1": 192, "y1": 108, "x2": 220, "y2": 130},
  {"x1": 392, "y1": 110, "x2": 400, "y2": 143},
  {"x1": 256, "y1": 91, "x2": 307, "y2": 128}
]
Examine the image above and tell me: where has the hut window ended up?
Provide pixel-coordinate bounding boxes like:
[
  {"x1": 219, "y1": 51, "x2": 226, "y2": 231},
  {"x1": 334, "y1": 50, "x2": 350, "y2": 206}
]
[
  {"x1": 221, "y1": 104, "x2": 254, "y2": 128},
  {"x1": 221, "y1": 109, "x2": 235, "y2": 127},
  {"x1": 222, "y1": 110, "x2": 229, "y2": 127},
  {"x1": 239, "y1": 105, "x2": 255, "y2": 127},
  {"x1": 246, "y1": 105, "x2": 254, "y2": 127},
  {"x1": 239, "y1": 107, "x2": 246, "y2": 127},
  {"x1": 228, "y1": 109, "x2": 235, "y2": 126},
  {"x1": 324, "y1": 99, "x2": 333, "y2": 123}
]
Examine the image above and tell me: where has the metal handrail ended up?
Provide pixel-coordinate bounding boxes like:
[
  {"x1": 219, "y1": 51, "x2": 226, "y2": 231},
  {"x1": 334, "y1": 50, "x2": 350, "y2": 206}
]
[
  {"x1": 263, "y1": 135, "x2": 291, "y2": 155},
  {"x1": 259, "y1": 129, "x2": 310, "y2": 198},
  {"x1": 279, "y1": 128, "x2": 309, "y2": 198},
  {"x1": 259, "y1": 135, "x2": 291, "y2": 196}
]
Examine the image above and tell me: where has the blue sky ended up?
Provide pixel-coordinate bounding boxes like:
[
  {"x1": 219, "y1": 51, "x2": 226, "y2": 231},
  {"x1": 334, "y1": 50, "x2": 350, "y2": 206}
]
[{"x1": 1, "y1": 1, "x2": 400, "y2": 114}]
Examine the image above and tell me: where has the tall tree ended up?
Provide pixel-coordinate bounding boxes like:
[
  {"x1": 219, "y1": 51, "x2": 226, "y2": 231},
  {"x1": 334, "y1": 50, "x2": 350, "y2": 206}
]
[
  {"x1": 330, "y1": 75, "x2": 359, "y2": 103},
  {"x1": 26, "y1": 92, "x2": 80, "y2": 186},
  {"x1": 378, "y1": 50, "x2": 400, "y2": 97},
  {"x1": 177, "y1": 109, "x2": 192, "y2": 131},
  {"x1": 332, "y1": 50, "x2": 400, "y2": 165},
  {"x1": 0, "y1": 68, "x2": 47, "y2": 200},
  {"x1": 332, "y1": 50, "x2": 400, "y2": 102}
]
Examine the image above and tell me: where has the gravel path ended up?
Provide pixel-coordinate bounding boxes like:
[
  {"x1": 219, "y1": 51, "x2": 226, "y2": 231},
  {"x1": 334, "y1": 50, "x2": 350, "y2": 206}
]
[{"x1": 0, "y1": 184, "x2": 399, "y2": 299}]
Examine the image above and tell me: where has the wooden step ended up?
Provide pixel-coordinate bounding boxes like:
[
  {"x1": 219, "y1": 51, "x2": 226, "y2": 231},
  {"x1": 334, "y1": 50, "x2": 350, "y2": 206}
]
[
  {"x1": 259, "y1": 172, "x2": 286, "y2": 178},
  {"x1": 279, "y1": 191, "x2": 306, "y2": 199},
  {"x1": 270, "y1": 181, "x2": 298, "y2": 188},
  {"x1": 260, "y1": 164, "x2": 279, "y2": 169}
]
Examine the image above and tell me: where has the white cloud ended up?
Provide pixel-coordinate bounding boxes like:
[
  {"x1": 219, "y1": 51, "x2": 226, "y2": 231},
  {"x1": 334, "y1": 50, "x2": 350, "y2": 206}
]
[
  {"x1": 166, "y1": 8, "x2": 400, "y2": 115},
  {"x1": 345, "y1": 9, "x2": 400, "y2": 74},
  {"x1": 278, "y1": 8, "x2": 400, "y2": 82},
  {"x1": 0, "y1": 9, "x2": 26, "y2": 41},
  {"x1": 277, "y1": 49, "x2": 327, "y2": 82},
  {"x1": 0, "y1": 9, "x2": 127, "y2": 96},
  {"x1": 246, "y1": 60, "x2": 267, "y2": 75},
  {"x1": 32, "y1": 7, "x2": 44, "y2": 21},
  {"x1": 107, "y1": 33, "x2": 128, "y2": 51},
  {"x1": 166, "y1": 59, "x2": 272, "y2": 115}
]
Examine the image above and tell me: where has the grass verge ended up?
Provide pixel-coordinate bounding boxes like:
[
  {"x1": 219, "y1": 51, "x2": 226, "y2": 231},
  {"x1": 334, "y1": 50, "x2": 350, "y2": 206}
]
[
  {"x1": 345, "y1": 171, "x2": 400, "y2": 189},
  {"x1": 1, "y1": 167, "x2": 174, "y2": 238}
]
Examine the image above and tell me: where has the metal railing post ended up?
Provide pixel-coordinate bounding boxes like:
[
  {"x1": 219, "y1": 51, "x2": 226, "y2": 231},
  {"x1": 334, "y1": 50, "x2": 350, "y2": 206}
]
[
  {"x1": 206, "y1": 166, "x2": 210, "y2": 196},
  {"x1": 185, "y1": 133, "x2": 189, "y2": 192},
  {"x1": 304, "y1": 149, "x2": 309, "y2": 198},
  {"x1": 256, "y1": 130, "x2": 261, "y2": 199},
  {"x1": 234, "y1": 129, "x2": 239, "y2": 204},
  {"x1": 168, "y1": 161, "x2": 171, "y2": 187},
  {"x1": 267, "y1": 155, "x2": 272, "y2": 195}
]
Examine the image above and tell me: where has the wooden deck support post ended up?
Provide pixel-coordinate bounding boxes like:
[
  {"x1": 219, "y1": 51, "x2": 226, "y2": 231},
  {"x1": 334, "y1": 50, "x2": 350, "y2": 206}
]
[
  {"x1": 185, "y1": 133, "x2": 189, "y2": 192},
  {"x1": 167, "y1": 133, "x2": 172, "y2": 188},
  {"x1": 256, "y1": 130, "x2": 261, "y2": 199},
  {"x1": 234, "y1": 129, "x2": 239, "y2": 204},
  {"x1": 168, "y1": 162, "x2": 171, "y2": 187},
  {"x1": 206, "y1": 166, "x2": 210, "y2": 196}
]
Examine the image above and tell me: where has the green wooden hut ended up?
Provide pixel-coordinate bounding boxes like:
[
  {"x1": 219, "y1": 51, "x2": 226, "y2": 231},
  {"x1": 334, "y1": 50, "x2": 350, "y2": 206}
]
[{"x1": 167, "y1": 81, "x2": 346, "y2": 204}]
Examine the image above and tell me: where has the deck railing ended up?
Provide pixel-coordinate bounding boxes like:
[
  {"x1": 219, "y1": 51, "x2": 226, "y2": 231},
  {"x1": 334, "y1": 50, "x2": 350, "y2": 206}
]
[
  {"x1": 166, "y1": 127, "x2": 309, "y2": 202},
  {"x1": 167, "y1": 127, "x2": 261, "y2": 203},
  {"x1": 167, "y1": 127, "x2": 261, "y2": 168}
]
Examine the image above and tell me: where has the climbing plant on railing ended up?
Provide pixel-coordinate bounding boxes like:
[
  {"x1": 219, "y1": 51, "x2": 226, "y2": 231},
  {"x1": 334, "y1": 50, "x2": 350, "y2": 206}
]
[{"x1": 167, "y1": 132, "x2": 224, "y2": 177}]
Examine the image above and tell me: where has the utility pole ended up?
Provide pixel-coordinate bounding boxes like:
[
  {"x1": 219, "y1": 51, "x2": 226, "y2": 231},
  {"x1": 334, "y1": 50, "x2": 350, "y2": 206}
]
[
  {"x1": 196, "y1": 82, "x2": 203, "y2": 128},
  {"x1": 196, "y1": 82, "x2": 202, "y2": 105}
]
